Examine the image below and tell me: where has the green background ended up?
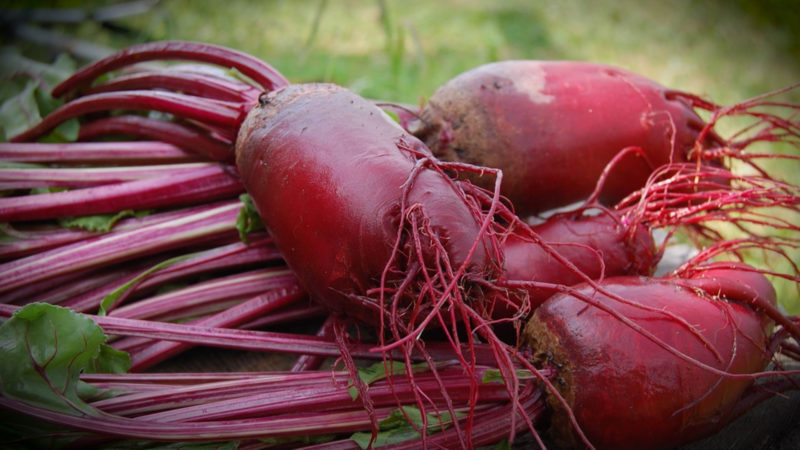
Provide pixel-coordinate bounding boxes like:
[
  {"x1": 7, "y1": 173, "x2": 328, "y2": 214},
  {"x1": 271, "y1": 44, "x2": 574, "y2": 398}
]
[{"x1": 6, "y1": 0, "x2": 800, "y2": 104}]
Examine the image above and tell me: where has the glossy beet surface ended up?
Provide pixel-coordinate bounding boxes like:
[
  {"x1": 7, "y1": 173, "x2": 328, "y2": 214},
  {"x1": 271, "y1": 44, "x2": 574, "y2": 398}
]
[
  {"x1": 414, "y1": 60, "x2": 712, "y2": 215},
  {"x1": 499, "y1": 212, "x2": 656, "y2": 312},
  {"x1": 236, "y1": 84, "x2": 491, "y2": 325},
  {"x1": 525, "y1": 271, "x2": 774, "y2": 449}
]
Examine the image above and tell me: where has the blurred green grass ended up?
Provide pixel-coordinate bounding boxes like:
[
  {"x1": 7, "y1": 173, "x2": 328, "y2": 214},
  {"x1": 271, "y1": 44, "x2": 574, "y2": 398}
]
[
  {"x1": 12, "y1": 0, "x2": 799, "y2": 104},
  {"x1": 3, "y1": 0, "x2": 800, "y2": 311},
  {"x1": 165, "y1": 1, "x2": 796, "y2": 102}
]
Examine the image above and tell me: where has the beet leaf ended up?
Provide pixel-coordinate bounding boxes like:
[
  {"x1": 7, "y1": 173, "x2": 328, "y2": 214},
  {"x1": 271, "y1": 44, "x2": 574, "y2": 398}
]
[
  {"x1": 236, "y1": 194, "x2": 264, "y2": 244},
  {"x1": 350, "y1": 405, "x2": 461, "y2": 449},
  {"x1": 0, "y1": 303, "x2": 130, "y2": 416},
  {"x1": 59, "y1": 210, "x2": 151, "y2": 233}
]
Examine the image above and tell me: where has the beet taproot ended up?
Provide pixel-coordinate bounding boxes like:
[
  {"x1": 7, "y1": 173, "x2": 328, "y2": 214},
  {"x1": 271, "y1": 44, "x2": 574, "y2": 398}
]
[
  {"x1": 525, "y1": 267, "x2": 776, "y2": 449},
  {"x1": 498, "y1": 210, "x2": 656, "y2": 313},
  {"x1": 412, "y1": 60, "x2": 720, "y2": 215},
  {"x1": 235, "y1": 83, "x2": 496, "y2": 326}
]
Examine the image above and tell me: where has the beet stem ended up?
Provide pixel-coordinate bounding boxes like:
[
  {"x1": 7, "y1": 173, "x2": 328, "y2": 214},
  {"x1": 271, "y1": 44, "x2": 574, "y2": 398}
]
[
  {"x1": 77, "y1": 116, "x2": 234, "y2": 161},
  {"x1": 10, "y1": 91, "x2": 243, "y2": 143},
  {"x1": 51, "y1": 40, "x2": 290, "y2": 97},
  {"x1": 61, "y1": 236, "x2": 280, "y2": 313},
  {"x1": 84, "y1": 69, "x2": 260, "y2": 103},
  {"x1": 0, "y1": 141, "x2": 199, "y2": 164},
  {"x1": 0, "y1": 162, "x2": 221, "y2": 189},
  {"x1": 0, "y1": 164, "x2": 243, "y2": 222},
  {"x1": 0, "y1": 201, "x2": 242, "y2": 294}
]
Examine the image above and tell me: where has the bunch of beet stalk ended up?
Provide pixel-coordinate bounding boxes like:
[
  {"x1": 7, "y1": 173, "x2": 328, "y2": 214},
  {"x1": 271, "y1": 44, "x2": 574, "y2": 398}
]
[{"x1": 0, "y1": 41, "x2": 799, "y2": 449}]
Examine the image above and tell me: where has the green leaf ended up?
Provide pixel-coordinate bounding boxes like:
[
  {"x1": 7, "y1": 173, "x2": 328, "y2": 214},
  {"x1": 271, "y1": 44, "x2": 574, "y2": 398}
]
[
  {"x1": 0, "y1": 49, "x2": 76, "y2": 88},
  {"x1": 33, "y1": 80, "x2": 64, "y2": 117},
  {"x1": 481, "y1": 368, "x2": 535, "y2": 385},
  {"x1": 0, "y1": 224, "x2": 16, "y2": 244},
  {"x1": 348, "y1": 361, "x2": 430, "y2": 400},
  {"x1": 0, "y1": 49, "x2": 78, "y2": 143},
  {"x1": 0, "y1": 76, "x2": 29, "y2": 104},
  {"x1": 42, "y1": 53, "x2": 78, "y2": 88},
  {"x1": 99, "y1": 253, "x2": 194, "y2": 315},
  {"x1": 492, "y1": 438, "x2": 512, "y2": 450},
  {"x1": 1, "y1": 161, "x2": 47, "y2": 169},
  {"x1": 351, "y1": 426, "x2": 420, "y2": 449},
  {"x1": 31, "y1": 186, "x2": 68, "y2": 195},
  {"x1": 350, "y1": 406, "x2": 461, "y2": 449},
  {"x1": 93, "y1": 343, "x2": 133, "y2": 374},
  {"x1": 236, "y1": 194, "x2": 264, "y2": 244},
  {"x1": 225, "y1": 67, "x2": 253, "y2": 86},
  {"x1": 382, "y1": 107, "x2": 400, "y2": 124},
  {"x1": 42, "y1": 117, "x2": 80, "y2": 143},
  {"x1": 0, "y1": 303, "x2": 130, "y2": 416},
  {"x1": 58, "y1": 209, "x2": 150, "y2": 233},
  {"x1": 0, "y1": 80, "x2": 41, "y2": 141},
  {"x1": 381, "y1": 406, "x2": 426, "y2": 429}
]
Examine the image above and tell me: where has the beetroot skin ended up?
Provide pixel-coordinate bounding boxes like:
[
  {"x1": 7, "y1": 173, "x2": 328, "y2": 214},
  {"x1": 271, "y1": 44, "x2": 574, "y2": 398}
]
[
  {"x1": 235, "y1": 83, "x2": 493, "y2": 326},
  {"x1": 525, "y1": 268, "x2": 775, "y2": 449},
  {"x1": 413, "y1": 60, "x2": 715, "y2": 215},
  {"x1": 499, "y1": 211, "x2": 656, "y2": 312}
]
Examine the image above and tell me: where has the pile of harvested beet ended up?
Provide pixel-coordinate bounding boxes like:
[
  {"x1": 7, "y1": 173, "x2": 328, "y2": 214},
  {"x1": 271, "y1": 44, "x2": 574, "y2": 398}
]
[{"x1": 1, "y1": 41, "x2": 799, "y2": 449}]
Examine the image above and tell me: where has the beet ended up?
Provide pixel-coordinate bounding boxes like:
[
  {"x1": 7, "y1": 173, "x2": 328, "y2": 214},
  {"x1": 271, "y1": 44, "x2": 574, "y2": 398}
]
[
  {"x1": 525, "y1": 268, "x2": 775, "y2": 449},
  {"x1": 235, "y1": 83, "x2": 494, "y2": 326},
  {"x1": 498, "y1": 210, "x2": 656, "y2": 313},
  {"x1": 412, "y1": 60, "x2": 719, "y2": 215}
]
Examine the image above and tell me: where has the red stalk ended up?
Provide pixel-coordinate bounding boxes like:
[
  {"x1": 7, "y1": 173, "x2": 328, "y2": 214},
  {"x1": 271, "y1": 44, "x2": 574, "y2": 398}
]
[
  {"x1": 239, "y1": 302, "x2": 327, "y2": 329},
  {"x1": 1, "y1": 265, "x2": 135, "y2": 305},
  {"x1": 0, "y1": 141, "x2": 199, "y2": 164},
  {"x1": 291, "y1": 315, "x2": 336, "y2": 371},
  {"x1": 84, "y1": 70, "x2": 260, "y2": 103},
  {"x1": 0, "y1": 164, "x2": 242, "y2": 222},
  {"x1": 134, "y1": 369, "x2": 511, "y2": 423},
  {"x1": 122, "y1": 283, "x2": 307, "y2": 371},
  {"x1": 0, "y1": 162, "x2": 222, "y2": 189},
  {"x1": 0, "y1": 304, "x2": 501, "y2": 366},
  {"x1": 61, "y1": 236, "x2": 280, "y2": 313},
  {"x1": 386, "y1": 384, "x2": 546, "y2": 450},
  {"x1": 108, "y1": 268, "x2": 298, "y2": 321},
  {"x1": 1, "y1": 202, "x2": 232, "y2": 261},
  {"x1": 77, "y1": 116, "x2": 234, "y2": 161},
  {"x1": 51, "y1": 40, "x2": 289, "y2": 98},
  {"x1": 10, "y1": 91, "x2": 244, "y2": 143},
  {"x1": 0, "y1": 394, "x2": 422, "y2": 441},
  {"x1": 1, "y1": 224, "x2": 98, "y2": 261},
  {"x1": 89, "y1": 371, "x2": 354, "y2": 415},
  {"x1": 0, "y1": 201, "x2": 242, "y2": 294}
]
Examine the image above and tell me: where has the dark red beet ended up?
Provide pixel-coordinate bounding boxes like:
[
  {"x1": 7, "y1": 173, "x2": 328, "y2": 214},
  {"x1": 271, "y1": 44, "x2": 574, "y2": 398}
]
[
  {"x1": 496, "y1": 211, "x2": 656, "y2": 316},
  {"x1": 525, "y1": 268, "x2": 775, "y2": 449},
  {"x1": 235, "y1": 83, "x2": 494, "y2": 326},
  {"x1": 412, "y1": 60, "x2": 719, "y2": 215}
]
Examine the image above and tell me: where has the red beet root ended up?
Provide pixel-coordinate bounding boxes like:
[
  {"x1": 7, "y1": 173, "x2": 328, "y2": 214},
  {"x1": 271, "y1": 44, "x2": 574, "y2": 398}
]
[
  {"x1": 235, "y1": 83, "x2": 495, "y2": 326},
  {"x1": 494, "y1": 211, "x2": 657, "y2": 318},
  {"x1": 412, "y1": 60, "x2": 720, "y2": 215},
  {"x1": 525, "y1": 267, "x2": 776, "y2": 449}
]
